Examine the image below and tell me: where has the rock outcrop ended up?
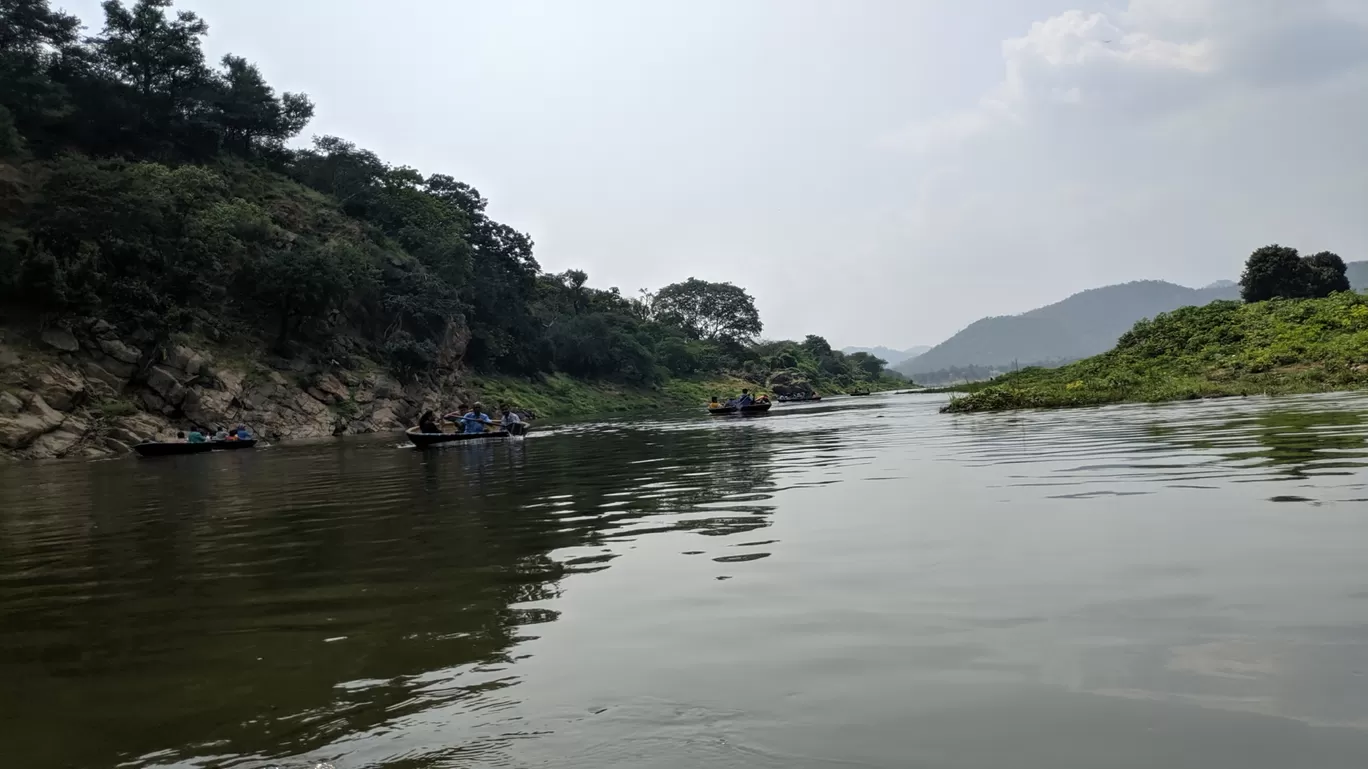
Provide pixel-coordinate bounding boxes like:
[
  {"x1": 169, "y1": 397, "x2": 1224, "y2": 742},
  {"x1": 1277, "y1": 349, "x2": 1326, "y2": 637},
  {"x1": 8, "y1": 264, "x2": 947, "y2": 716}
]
[{"x1": 0, "y1": 321, "x2": 461, "y2": 461}]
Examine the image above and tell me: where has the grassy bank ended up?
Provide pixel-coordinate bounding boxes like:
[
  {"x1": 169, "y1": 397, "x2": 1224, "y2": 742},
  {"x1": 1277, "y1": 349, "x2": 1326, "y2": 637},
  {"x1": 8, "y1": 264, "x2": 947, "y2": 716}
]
[
  {"x1": 943, "y1": 293, "x2": 1368, "y2": 413},
  {"x1": 469, "y1": 374, "x2": 754, "y2": 420}
]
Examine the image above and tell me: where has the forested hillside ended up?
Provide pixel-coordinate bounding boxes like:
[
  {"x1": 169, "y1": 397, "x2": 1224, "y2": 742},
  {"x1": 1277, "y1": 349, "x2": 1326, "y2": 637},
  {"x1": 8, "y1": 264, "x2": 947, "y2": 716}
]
[{"x1": 0, "y1": 0, "x2": 898, "y2": 459}]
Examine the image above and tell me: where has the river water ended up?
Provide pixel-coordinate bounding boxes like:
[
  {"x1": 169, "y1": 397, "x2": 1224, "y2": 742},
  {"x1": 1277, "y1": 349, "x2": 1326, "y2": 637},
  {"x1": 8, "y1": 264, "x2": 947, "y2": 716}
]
[{"x1": 3, "y1": 392, "x2": 1368, "y2": 769}]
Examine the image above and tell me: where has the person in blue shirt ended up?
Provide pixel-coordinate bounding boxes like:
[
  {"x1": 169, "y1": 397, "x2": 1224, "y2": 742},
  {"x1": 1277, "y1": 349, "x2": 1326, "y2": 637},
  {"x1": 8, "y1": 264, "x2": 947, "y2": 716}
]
[
  {"x1": 737, "y1": 389, "x2": 755, "y2": 406},
  {"x1": 462, "y1": 403, "x2": 493, "y2": 434},
  {"x1": 187, "y1": 427, "x2": 207, "y2": 444},
  {"x1": 234, "y1": 424, "x2": 252, "y2": 440}
]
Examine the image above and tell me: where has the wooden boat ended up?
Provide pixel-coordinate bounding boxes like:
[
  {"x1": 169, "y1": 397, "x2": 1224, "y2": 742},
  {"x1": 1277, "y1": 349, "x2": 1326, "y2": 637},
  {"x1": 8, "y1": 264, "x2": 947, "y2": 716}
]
[
  {"x1": 708, "y1": 402, "x2": 773, "y2": 416},
  {"x1": 406, "y1": 422, "x2": 527, "y2": 448},
  {"x1": 847, "y1": 391, "x2": 873, "y2": 397},
  {"x1": 134, "y1": 439, "x2": 258, "y2": 457}
]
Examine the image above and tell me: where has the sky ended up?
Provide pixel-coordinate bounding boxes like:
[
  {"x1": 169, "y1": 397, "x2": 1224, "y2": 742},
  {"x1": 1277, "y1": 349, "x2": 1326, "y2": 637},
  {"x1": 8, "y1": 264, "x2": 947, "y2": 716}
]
[{"x1": 61, "y1": 0, "x2": 1368, "y2": 349}]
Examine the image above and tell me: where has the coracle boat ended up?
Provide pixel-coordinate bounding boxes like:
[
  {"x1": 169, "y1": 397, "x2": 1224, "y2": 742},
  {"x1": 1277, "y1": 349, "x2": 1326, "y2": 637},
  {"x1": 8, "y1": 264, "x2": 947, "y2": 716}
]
[
  {"x1": 406, "y1": 422, "x2": 528, "y2": 448},
  {"x1": 708, "y1": 402, "x2": 773, "y2": 416},
  {"x1": 134, "y1": 439, "x2": 258, "y2": 457}
]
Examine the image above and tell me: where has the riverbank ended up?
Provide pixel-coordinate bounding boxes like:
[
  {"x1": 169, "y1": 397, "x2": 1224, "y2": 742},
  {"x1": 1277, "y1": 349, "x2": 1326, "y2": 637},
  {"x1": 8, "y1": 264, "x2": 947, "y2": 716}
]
[
  {"x1": 0, "y1": 322, "x2": 756, "y2": 460},
  {"x1": 943, "y1": 293, "x2": 1368, "y2": 413}
]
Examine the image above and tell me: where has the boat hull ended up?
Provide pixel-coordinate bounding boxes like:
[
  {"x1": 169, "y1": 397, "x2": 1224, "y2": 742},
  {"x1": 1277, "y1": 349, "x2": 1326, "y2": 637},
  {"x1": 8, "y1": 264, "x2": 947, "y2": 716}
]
[
  {"x1": 406, "y1": 423, "x2": 527, "y2": 448},
  {"x1": 708, "y1": 403, "x2": 773, "y2": 416},
  {"x1": 133, "y1": 439, "x2": 258, "y2": 457}
]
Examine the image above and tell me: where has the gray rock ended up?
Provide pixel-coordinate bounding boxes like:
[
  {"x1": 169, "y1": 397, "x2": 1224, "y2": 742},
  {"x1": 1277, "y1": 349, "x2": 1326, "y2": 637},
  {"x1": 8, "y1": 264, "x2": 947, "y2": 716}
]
[
  {"x1": 102, "y1": 437, "x2": 132, "y2": 455},
  {"x1": 28, "y1": 418, "x2": 88, "y2": 458},
  {"x1": 89, "y1": 319, "x2": 117, "y2": 339},
  {"x1": 0, "y1": 391, "x2": 21, "y2": 415},
  {"x1": 164, "y1": 345, "x2": 211, "y2": 377},
  {"x1": 307, "y1": 373, "x2": 350, "y2": 405},
  {"x1": 40, "y1": 328, "x2": 80, "y2": 353},
  {"x1": 91, "y1": 353, "x2": 137, "y2": 379},
  {"x1": 138, "y1": 389, "x2": 167, "y2": 413},
  {"x1": 106, "y1": 427, "x2": 145, "y2": 446},
  {"x1": 0, "y1": 394, "x2": 65, "y2": 450},
  {"x1": 145, "y1": 366, "x2": 187, "y2": 407},
  {"x1": 28, "y1": 365, "x2": 86, "y2": 412},
  {"x1": 98, "y1": 338, "x2": 141, "y2": 365},
  {"x1": 0, "y1": 347, "x2": 20, "y2": 370}
]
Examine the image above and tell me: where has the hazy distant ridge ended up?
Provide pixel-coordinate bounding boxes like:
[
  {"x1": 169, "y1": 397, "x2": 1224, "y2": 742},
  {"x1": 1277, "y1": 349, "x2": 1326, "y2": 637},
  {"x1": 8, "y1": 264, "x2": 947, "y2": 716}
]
[
  {"x1": 841, "y1": 346, "x2": 930, "y2": 366},
  {"x1": 899, "y1": 265, "x2": 1368, "y2": 378}
]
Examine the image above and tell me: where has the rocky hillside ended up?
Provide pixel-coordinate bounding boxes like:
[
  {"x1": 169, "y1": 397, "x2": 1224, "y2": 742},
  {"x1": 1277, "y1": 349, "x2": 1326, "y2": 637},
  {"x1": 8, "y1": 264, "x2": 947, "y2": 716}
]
[{"x1": 0, "y1": 321, "x2": 450, "y2": 461}]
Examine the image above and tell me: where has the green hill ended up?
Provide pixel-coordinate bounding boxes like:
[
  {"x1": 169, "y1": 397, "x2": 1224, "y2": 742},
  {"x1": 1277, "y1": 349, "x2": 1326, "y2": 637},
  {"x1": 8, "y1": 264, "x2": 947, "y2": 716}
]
[
  {"x1": 841, "y1": 345, "x2": 929, "y2": 366},
  {"x1": 943, "y1": 292, "x2": 1368, "y2": 413}
]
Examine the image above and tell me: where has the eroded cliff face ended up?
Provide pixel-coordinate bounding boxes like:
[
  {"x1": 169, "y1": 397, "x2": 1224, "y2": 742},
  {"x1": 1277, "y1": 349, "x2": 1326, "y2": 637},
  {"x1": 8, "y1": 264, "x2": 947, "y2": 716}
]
[{"x1": 0, "y1": 321, "x2": 461, "y2": 461}]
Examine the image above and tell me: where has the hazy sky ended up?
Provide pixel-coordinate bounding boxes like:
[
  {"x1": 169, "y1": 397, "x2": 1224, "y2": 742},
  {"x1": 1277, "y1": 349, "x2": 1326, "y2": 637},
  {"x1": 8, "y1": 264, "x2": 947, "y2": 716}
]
[{"x1": 62, "y1": 0, "x2": 1368, "y2": 348}]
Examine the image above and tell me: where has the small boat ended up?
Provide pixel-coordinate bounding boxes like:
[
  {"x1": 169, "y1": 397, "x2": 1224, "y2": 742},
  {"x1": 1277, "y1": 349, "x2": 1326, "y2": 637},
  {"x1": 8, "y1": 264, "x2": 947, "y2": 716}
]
[
  {"x1": 406, "y1": 423, "x2": 528, "y2": 449},
  {"x1": 708, "y1": 402, "x2": 773, "y2": 416},
  {"x1": 777, "y1": 394, "x2": 822, "y2": 403},
  {"x1": 134, "y1": 439, "x2": 258, "y2": 457},
  {"x1": 847, "y1": 391, "x2": 873, "y2": 397}
]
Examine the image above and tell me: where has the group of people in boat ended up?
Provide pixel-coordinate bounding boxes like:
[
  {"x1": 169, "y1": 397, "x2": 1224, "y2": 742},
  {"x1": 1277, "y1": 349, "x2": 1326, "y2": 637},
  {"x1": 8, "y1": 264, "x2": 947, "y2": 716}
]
[
  {"x1": 709, "y1": 389, "x2": 772, "y2": 409},
  {"x1": 165, "y1": 424, "x2": 253, "y2": 443},
  {"x1": 418, "y1": 403, "x2": 526, "y2": 435}
]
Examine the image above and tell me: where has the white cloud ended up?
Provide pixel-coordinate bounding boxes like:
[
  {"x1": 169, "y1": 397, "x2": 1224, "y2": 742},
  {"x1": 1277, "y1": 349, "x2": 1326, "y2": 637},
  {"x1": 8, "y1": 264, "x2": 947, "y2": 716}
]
[{"x1": 892, "y1": 0, "x2": 1368, "y2": 154}]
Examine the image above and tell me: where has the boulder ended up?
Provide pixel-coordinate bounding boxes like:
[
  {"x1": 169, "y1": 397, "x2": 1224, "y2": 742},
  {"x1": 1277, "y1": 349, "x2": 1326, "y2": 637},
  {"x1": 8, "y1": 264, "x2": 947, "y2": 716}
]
[
  {"x1": 0, "y1": 346, "x2": 19, "y2": 370},
  {"x1": 164, "y1": 345, "x2": 211, "y2": 377},
  {"x1": 106, "y1": 427, "x2": 145, "y2": 446},
  {"x1": 28, "y1": 365, "x2": 86, "y2": 412},
  {"x1": 115, "y1": 413, "x2": 170, "y2": 442},
  {"x1": 0, "y1": 393, "x2": 65, "y2": 450},
  {"x1": 27, "y1": 417, "x2": 88, "y2": 458},
  {"x1": 145, "y1": 366, "x2": 187, "y2": 407},
  {"x1": 138, "y1": 389, "x2": 167, "y2": 413},
  {"x1": 40, "y1": 328, "x2": 80, "y2": 353},
  {"x1": 182, "y1": 386, "x2": 236, "y2": 429},
  {"x1": 306, "y1": 373, "x2": 350, "y2": 405},
  {"x1": 103, "y1": 437, "x2": 132, "y2": 455},
  {"x1": 98, "y1": 338, "x2": 141, "y2": 365},
  {"x1": 89, "y1": 319, "x2": 117, "y2": 339},
  {"x1": 0, "y1": 391, "x2": 21, "y2": 415}
]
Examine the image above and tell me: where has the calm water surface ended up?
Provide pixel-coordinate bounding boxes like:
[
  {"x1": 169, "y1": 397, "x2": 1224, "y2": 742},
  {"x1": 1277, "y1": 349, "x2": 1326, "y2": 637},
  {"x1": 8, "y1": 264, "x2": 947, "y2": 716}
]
[{"x1": 3, "y1": 393, "x2": 1368, "y2": 768}]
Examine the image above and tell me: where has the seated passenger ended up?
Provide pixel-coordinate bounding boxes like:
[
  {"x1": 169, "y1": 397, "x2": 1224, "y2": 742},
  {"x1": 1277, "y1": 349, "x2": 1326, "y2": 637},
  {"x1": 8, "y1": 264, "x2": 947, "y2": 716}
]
[
  {"x1": 462, "y1": 403, "x2": 493, "y2": 434},
  {"x1": 419, "y1": 410, "x2": 441, "y2": 434}
]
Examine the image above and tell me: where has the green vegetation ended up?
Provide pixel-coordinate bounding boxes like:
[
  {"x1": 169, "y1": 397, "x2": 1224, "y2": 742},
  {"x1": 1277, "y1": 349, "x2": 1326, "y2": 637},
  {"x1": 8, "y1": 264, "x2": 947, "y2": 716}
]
[
  {"x1": 944, "y1": 292, "x2": 1368, "y2": 413},
  {"x1": 0, "y1": 0, "x2": 897, "y2": 416}
]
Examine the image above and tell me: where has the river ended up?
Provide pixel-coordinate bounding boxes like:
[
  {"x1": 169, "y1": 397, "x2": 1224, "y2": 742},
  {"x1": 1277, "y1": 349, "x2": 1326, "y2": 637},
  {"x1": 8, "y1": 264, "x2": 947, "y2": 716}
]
[{"x1": 2, "y1": 392, "x2": 1368, "y2": 769}]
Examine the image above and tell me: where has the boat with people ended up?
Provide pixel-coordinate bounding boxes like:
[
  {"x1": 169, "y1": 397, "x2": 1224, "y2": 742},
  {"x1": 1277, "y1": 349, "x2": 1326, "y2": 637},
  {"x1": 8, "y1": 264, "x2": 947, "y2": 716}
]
[
  {"x1": 707, "y1": 388, "x2": 773, "y2": 416},
  {"x1": 777, "y1": 393, "x2": 822, "y2": 403},
  {"x1": 406, "y1": 402, "x2": 531, "y2": 449},
  {"x1": 134, "y1": 425, "x2": 258, "y2": 457},
  {"x1": 848, "y1": 390, "x2": 873, "y2": 397},
  {"x1": 708, "y1": 402, "x2": 772, "y2": 416}
]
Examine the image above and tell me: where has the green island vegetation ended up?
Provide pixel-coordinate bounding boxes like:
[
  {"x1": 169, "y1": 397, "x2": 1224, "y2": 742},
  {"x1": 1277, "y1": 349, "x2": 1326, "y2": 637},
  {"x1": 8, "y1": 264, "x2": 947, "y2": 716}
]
[
  {"x1": 0, "y1": 0, "x2": 900, "y2": 433},
  {"x1": 944, "y1": 246, "x2": 1367, "y2": 413}
]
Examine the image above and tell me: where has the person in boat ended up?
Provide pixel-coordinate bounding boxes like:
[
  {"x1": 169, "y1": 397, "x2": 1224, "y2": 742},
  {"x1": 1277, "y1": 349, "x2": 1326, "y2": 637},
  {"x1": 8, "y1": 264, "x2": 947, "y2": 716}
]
[
  {"x1": 213, "y1": 426, "x2": 229, "y2": 441},
  {"x1": 756, "y1": 393, "x2": 770, "y2": 404},
  {"x1": 234, "y1": 424, "x2": 252, "y2": 440},
  {"x1": 187, "y1": 427, "x2": 207, "y2": 444},
  {"x1": 737, "y1": 389, "x2": 755, "y2": 406},
  {"x1": 175, "y1": 431, "x2": 186, "y2": 443},
  {"x1": 444, "y1": 403, "x2": 469, "y2": 424},
  {"x1": 419, "y1": 410, "x2": 441, "y2": 434},
  {"x1": 709, "y1": 395, "x2": 722, "y2": 409},
  {"x1": 499, "y1": 404, "x2": 522, "y2": 429},
  {"x1": 462, "y1": 403, "x2": 493, "y2": 434}
]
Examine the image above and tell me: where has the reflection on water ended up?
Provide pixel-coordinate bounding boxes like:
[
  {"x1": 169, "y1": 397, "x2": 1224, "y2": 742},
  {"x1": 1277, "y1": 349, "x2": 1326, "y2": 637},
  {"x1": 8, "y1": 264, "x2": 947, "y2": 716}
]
[{"x1": 1, "y1": 392, "x2": 1368, "y2": 768}]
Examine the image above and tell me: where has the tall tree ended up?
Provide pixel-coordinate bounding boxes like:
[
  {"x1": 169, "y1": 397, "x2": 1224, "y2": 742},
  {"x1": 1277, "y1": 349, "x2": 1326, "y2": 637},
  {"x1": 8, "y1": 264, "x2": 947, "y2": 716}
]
[
  {"x1": 1302, "y1": 251, "x2": 1351, "y2": 297},
  {"x1": 1240, "y1": 245, "x2": 1305, "y2": 303},
  {"x1": 212, "y1": 54, "x2": 313, "y2": 154},
  {"x1": 654, "y1": 277, "x2": 761, "y2": 343}
]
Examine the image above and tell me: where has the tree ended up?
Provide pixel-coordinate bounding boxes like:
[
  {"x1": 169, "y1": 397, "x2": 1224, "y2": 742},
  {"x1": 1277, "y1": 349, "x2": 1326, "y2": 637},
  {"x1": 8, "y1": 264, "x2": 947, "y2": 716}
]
[
  {"x1": 1240, "y1": 245, "x2": 1351, "y2": 303},
  {"x1": 1303, "y1": 251, "x2": 1350, "y2": 297},
  {"x1": 212, "y1": 54, "x2": 313, "y2": 154},
  {"x1": 1241, "y1": 245, "x2": 1305, "y2": 303},
  {"x1": 654, "y1": 277, "x2": 761, "y2": 343},
  {"x1": 847, "y1": 351, "x2": 887, "y2": 378}
]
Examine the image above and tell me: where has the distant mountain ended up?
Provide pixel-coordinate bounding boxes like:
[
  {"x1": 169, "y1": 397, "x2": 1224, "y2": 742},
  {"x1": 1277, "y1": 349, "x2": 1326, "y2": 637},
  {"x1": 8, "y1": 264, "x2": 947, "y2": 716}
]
[
  {"x1": 842, "y1": 345, "x2": 931, "y2": 367},
  {"x1": 1349, "y1": 261, "x2": 1368, "y2": 291},
  {"x1": 899, "y1": 280, "x2": 1240, "y2": 376}
]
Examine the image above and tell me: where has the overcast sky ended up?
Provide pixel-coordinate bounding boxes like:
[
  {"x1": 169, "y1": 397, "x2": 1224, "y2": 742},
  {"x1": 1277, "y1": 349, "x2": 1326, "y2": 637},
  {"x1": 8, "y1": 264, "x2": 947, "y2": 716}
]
[{"x1": 62, "y1": 0, "x2": 1368, "y2": 349}]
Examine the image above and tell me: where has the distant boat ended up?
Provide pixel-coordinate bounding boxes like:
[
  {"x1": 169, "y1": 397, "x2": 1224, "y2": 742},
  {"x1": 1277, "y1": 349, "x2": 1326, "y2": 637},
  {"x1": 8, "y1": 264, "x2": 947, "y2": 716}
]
[
  {"x1": 134, "y1": 439, "x2": 258, "y2": 457},
  {"x1": 709, "y1": 402, "x2": 773, "y2": 416},
  {"x1": 777, "y1": 394, "x2": 821, "y2": 403},
  {"x1": 847, "y1": 390, "x2": 873, "y2": 397},
  {"x1": 405, "y1": 423, "x2": 528, "y2": 448}
]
